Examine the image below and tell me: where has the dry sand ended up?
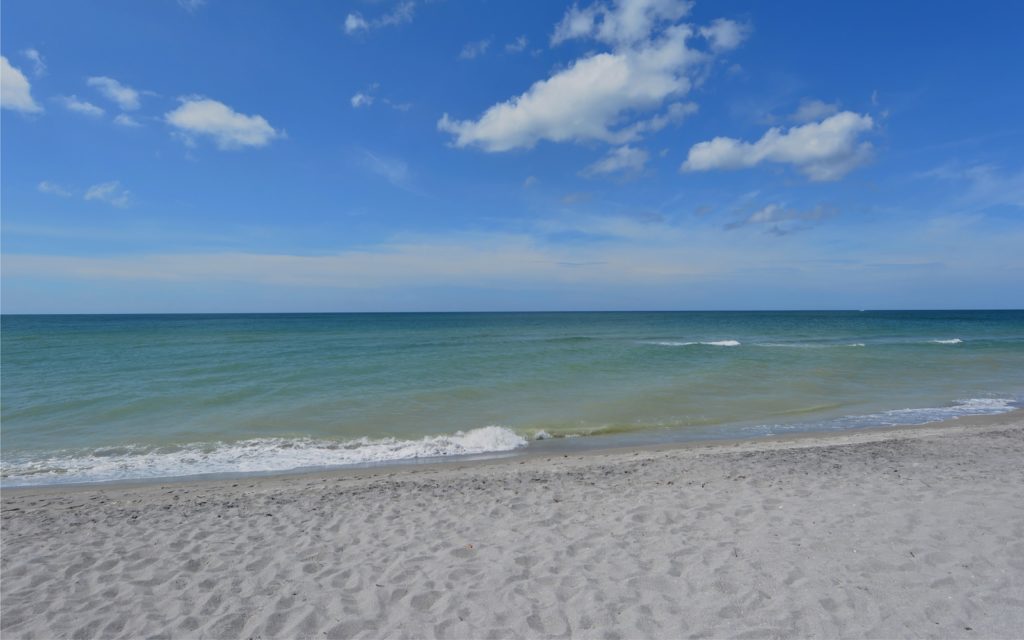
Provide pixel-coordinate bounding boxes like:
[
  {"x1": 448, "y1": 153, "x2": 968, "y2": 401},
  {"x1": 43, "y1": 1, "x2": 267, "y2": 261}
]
[{"x1": 3, "y1": 413, "x2": 1024, "y2": 639}]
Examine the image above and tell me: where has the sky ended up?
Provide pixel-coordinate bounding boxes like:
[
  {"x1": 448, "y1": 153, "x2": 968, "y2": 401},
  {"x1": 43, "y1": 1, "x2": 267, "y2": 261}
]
[{"x1": 2, "y1": 0, "x2": 1023, "y2": 313}]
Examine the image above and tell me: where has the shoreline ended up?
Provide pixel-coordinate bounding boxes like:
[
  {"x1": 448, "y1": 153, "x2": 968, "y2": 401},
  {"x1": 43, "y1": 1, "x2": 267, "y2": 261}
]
[
  {"x1": 4, "y1": 408, "x2": 1021, "y2": 496},
  {"x1": 4, "y1": 410, "x2": 1024, "y2": 637}
]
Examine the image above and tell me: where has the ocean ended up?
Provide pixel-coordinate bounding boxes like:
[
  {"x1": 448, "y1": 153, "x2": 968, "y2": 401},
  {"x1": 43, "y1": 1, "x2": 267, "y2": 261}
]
[{"x1": 2, "y1": 311, "x2": 1022, "y2": 486}]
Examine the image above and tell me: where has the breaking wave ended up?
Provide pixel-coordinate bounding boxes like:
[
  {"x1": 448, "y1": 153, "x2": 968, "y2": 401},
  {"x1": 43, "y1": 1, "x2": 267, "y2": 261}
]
[{"x1": 1, "y1": 426, "x2": 528, "y2": 487}]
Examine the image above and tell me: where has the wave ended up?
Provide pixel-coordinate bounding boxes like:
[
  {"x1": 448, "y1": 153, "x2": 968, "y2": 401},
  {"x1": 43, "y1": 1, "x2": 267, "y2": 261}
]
[
  {"x1": 746, "y1": 397, "x2": 1016, "y2": 436},
  {"x1": 0, "y1": 426, "x2": 528, "y2": 487},
  {"x1": 755, "y1": 342, "x2": 867, "y2": 349},
  {"x1": 646, "y1": 340, "x2": 741, "y2": 347},
  {"x1": 931, "y1": 338, "x2": 963, "y2": 344}
]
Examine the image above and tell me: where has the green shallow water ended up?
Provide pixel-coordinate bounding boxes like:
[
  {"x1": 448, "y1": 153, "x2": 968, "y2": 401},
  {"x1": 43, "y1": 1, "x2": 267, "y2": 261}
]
[{"x1": 2, "y1": 311, "x2": 1022, "y2": 485}]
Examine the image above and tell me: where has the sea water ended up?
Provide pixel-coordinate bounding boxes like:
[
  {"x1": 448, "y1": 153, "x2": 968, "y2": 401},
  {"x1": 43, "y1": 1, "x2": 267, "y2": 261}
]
[{"x1": 2, "y1": 311, "x2": 1022, "y2": 486}]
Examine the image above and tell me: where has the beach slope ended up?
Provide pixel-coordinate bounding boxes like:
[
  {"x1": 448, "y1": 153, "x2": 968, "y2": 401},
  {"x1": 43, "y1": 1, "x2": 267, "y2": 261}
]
[{"x1": 3, "y1": 413, "x2": 1023, "y2": 638}]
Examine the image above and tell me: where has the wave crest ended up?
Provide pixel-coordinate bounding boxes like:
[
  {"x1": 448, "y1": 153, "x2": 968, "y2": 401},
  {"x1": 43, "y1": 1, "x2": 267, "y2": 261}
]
[{"x1": 1, "y1": 426, "x2": 528, "y2": 487}]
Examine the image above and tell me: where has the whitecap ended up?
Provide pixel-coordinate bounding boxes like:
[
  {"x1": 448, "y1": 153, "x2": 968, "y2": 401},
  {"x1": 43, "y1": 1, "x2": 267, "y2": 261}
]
[{"x1": 1, "y1": 426, "x2": 528, "y2": 487}]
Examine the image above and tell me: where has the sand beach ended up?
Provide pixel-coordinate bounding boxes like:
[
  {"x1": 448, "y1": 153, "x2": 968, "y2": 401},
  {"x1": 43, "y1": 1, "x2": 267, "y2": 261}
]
[{"x1": 3, "y1": 412, "x2": 1024, "y2": 639}]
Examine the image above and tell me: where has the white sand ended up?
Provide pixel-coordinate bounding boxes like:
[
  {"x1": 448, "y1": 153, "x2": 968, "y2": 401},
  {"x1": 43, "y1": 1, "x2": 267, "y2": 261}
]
[{"x1": 3, "y1": 412, "x2": 1024, "y2": 639}]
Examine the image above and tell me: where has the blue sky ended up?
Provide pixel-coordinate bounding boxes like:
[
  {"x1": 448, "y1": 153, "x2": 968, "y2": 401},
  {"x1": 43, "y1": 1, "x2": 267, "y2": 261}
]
[{"x1": 2, "y1": 0, "x2": 1022, "y2": 312}]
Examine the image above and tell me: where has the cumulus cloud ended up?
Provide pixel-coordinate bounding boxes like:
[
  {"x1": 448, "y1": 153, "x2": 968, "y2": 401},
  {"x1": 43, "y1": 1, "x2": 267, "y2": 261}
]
[
  {"x1": 345, "y1": 1, "x2": 415, "y2": 35},
  {"x1": 84, "y1": 181, "x2": 131, "y2": 207},
  {"x1": 682, "y1": 111, "x2": 874, "y2": 181},
  {"x1": 505, "y1": 36, "x2": 529, "y2": 53},
  {"x1": 459, "y1": 39, "x2": 491, "y2": 60},
  {"x1": 1, "y1": 56, "x2": 43, "y2": 113},
  {"x1": 87, "y1": 76, "x2": 141, "y2": 110},
  {"x1": 439, "y1": 26, "x2": 706, "y2": 151},
  {"x1": 791, "y1": 98, "x2": 839, "y2": 123},
  {"x1": 60, "y1": 95, "x2": 105, "y2": 117},
  {"x1": 551, "y1": 0, "x2": 694, "y2": 47},
  {"x1": 439, "y1": 1, "x2": 741, "y2": 152},
  {"x1": 699, "y1": 18, "x2": 749, "y2": 52},
  {"x1": 21, "y1": 49, "x2": 46, "y2": 77},
  {"x1": 37, "y1": 181, "x2": 72, "y2": 197},
  {"x1": 582, "y1": 145, "x2": 649, "y2": 176},
  {"x1": 164, "y1": 98, "x2": 282, "y2": 150}
]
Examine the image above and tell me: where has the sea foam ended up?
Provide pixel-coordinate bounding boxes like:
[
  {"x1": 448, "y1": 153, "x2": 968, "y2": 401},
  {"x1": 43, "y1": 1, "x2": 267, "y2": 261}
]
[
  {"x1": 931, "y1": 338, "x2": 963, "y2": 344},
  {"x1": 647, "y1": 340, "x2": 741, "y2": 347},
  {"x1": 747, "y1": 397, "x2": 1016, "y2": 437},
  {"x1": 0, "y1": 426, "x2": 528, "y2": 487}
]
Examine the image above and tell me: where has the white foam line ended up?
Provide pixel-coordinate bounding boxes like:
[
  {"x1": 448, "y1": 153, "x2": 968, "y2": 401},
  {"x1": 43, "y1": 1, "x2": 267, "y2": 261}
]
[{"x1": 1, "y1": 426, "x2": 528, "y2": 487}]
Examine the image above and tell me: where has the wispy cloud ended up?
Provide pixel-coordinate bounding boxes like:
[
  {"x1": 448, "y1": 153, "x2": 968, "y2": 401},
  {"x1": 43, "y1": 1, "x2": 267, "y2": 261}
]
[
  {"x1": 60, "y1": 95, "x2": 105, "y2": 117},
  {"x1": 87, "y1": 76, "x2": 142, "y2": 110},
  {"x1": 355, "y1": 149, "x2": 419, "y2": 193},
  {"x1": 505, "y1": 36, "x2": 528, "y2": 54},
  {"x1": 351, "y1": 92, "x2": 374, "y2": 108},
  {"x1": 84, "y1": 181, "x2": 131, "y2": 207},
  {"x1": 724, "y1": 203, "x2": 834, "y2": 235},
  {"x1": 459, "y1": 39, "x2": 491, "y2": 60},
  {"x1": 581, "y1": 145, "x2": 649, "y2": 176},
  {"x1": 350, "y1": 83, "x2": 410, "y2": 111},
  {"x1": 37, "y1": 181, "x2": 72, "y2": 197},
  {"x1": 21, "y1": 48, "x2": 46, "y2": 77},
  {"x1": 177, "y1": 0, "x2": 206, "y2": 13},
  {"x1": 345, "y1": 1, "x2": 415, "y2": 35},
  {"x1": 922, "y1": 163, "x2": 1024, "y2": 210},
  {"x1": 790, "y1": 98, "x2": 839, "y2": 123},
  {"x1": 114, "y1": 114, "x2": 142, "y2": 128}
]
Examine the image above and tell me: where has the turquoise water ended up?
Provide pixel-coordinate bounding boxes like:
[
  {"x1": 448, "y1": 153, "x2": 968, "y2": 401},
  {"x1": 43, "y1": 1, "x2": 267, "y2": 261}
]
[{"x1": 2, "y1": 311, "x2": 1022, "y2": 485}]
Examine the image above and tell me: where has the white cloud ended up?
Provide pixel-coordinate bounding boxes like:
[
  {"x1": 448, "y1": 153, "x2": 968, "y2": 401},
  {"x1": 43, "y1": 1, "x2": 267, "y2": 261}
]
[
  {"x1": 344, "y1": 13, "x2": 369, "y2": 34},
  {"x1": 37, "y1": 181, "x2": 72, "y2": 197},
  {"x1": 582, "y1": 145, "x2": 649, "y2": 176},
  {"x1": 351, "y1": 92, "x2": 374, "y2": 108},
  {"x1": 114, "y1": 114, "x2": 142, "y2": 127},
  {"x1": 923, "y1": 163, "x2": 1024, "y2": 210},
  {"x1": 551, "y1": 0, "x2": 694, "y2": 47},
  {"x1": 165, "y1": 97, "x2": 282, "y2": 150},
  {"x1": 523, "y1": 175, "x2": 538, "y2": 188},
  {"x1": 440, "y1": 1, "x2": 742, "y2": 153},
  {"x1": 682, "y1": 111, "x2": 874, "y2": 181},
  {"x1": 383, "y1": 98, "x2": 412, "y2": 112},
  {"x1": 87, "y1": 76, "x2": 141, "y2": 110},
  {"x1": 699, "y1": 18, "x2": 749, "y2": 52},
  {"x1": 439, "y1": 26, "x2": 706, "y2": 151},
  {"x1": 60, "y1": 95, "x2": 105, "y2": 117},
  {"x1": 1, "y1": 56, "x2": 43, "y2": 113},
  {"x1": 84, "y1": 181, "x2": 131, "y2": 208},
  {"x1": 724, "y1": 203, "x2": 833, "y2": 234},
  {"x1": 21, "y1": 49, "x2": 46, "y2": 77},
  {"x1": 618, "y1": 100, "x2": 696, "y2": 138},
  {"x1": 345, "y1": 2, "x2": 415, "y2": 35},
  {"x1": 505, "y1": 36, "x2": 529, "y2": 53},
  {"x1": 459, "y1": 39, "x2": 491, "y2": 60},
  {"x1": 357, "y1": 150, "x2": 415, "y2": 191},
  {"x1": 791, "y1": 98, "x2": 839, "y2": 123},
  {"x1": 177, "y1": 0, "x2": 206, "y2": 12}
]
